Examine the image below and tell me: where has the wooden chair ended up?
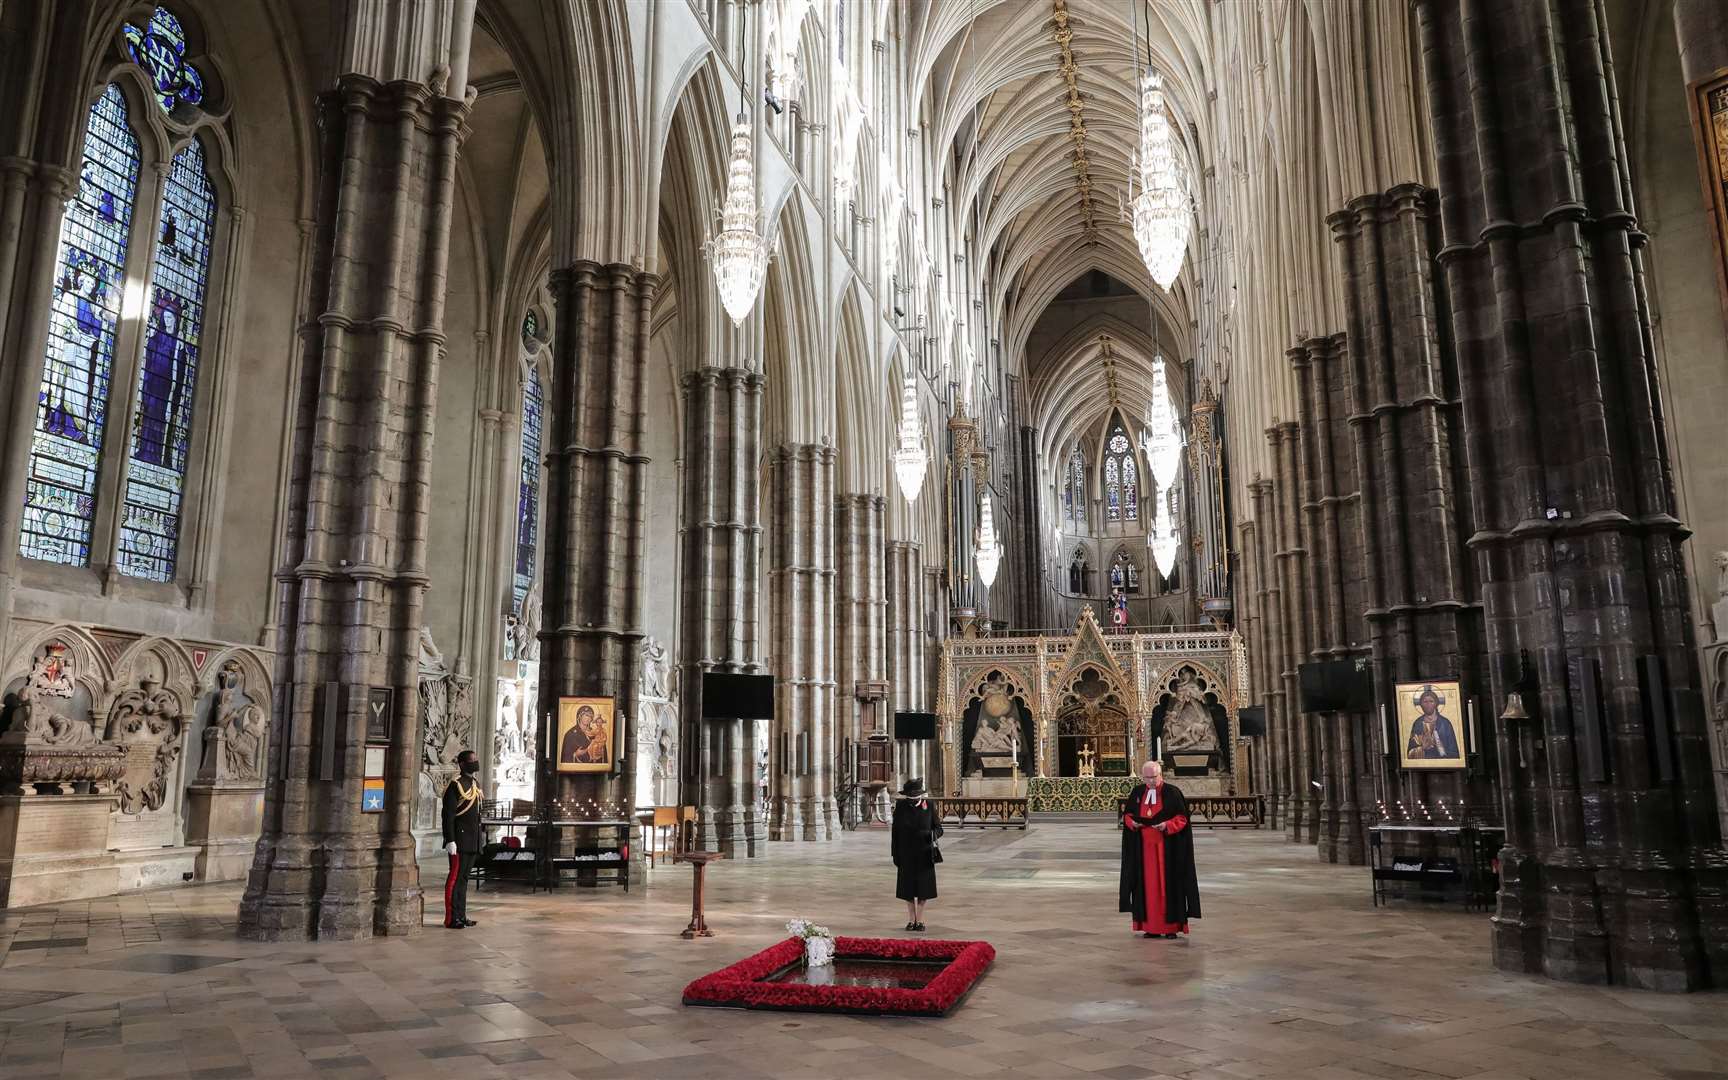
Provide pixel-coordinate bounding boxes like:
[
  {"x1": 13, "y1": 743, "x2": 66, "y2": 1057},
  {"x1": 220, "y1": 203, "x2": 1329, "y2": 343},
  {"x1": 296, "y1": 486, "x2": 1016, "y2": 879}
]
[
  {"x1": 676, "y1": 805, "x2": 698, "y2": 856},
  {"x1": 645, "y1": 807, "x2": 680, "y2": 868}
]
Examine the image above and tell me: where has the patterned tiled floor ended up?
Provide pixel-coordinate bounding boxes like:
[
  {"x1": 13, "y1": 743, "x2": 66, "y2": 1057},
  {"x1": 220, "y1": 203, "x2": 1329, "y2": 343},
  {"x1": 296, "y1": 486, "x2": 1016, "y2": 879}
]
[{"x1": 1, "y1": 824, "x2": 1725, "y2": 1079}]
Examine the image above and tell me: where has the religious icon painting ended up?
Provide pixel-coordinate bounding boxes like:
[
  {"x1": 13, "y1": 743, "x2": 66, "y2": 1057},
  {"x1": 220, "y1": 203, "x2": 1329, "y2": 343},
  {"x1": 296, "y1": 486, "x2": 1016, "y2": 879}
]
[
  {"x1": 1394, "y1": 678, "x2": 1467, "y2": 770},
  {"x1": 361, "y1": 777, "x2": 386, "y2": 813},
  {"x1": 556, "y1": 696, "x2": 617, "y2": 774}
]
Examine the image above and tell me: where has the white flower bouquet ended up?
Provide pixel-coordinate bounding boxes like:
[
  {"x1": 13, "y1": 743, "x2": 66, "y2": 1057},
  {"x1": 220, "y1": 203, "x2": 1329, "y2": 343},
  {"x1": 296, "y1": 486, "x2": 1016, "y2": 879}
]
[{"x1": 787, "y1": 918, "x2": 835, "y2": 967}]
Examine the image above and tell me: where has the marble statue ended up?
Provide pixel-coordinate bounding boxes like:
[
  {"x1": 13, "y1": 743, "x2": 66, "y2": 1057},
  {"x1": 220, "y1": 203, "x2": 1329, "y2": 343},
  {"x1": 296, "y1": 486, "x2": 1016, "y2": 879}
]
[
  {"x1": 1162, "y1": 670, "x2": 1218, "y2": 752},
  {"x1": 418, "y1": 626, "x2": 446, "y2": 674},
  {"x1": 514, "y1": 581, "x2": 542, "y2": 662},
  {"x1": 21, "y1": 702, "x2": 98, "y2": 747},
  {"x1": 970, "y1": 684, "x2": 1020, "y2": 771},
  {"x1": 18, "y1": 644, "x2": 96, "y2": 746},
  {"x1": 206, "y1": 661, "x2": 264, "y2": 781}
]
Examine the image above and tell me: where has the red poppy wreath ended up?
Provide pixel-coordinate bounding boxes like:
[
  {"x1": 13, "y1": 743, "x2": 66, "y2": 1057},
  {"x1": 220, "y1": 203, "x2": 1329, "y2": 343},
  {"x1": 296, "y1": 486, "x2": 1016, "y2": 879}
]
[{"x1": 682, "y1": 936, "x2": 995, "y2": 1017}]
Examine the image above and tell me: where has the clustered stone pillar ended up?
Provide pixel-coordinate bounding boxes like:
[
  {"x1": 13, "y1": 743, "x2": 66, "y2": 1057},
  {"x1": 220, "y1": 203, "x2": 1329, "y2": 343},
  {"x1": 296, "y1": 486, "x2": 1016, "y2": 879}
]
[
  {"x1": 1290, "y1": 334, "x2": 1369, "y2": 865},
  {"x1": 768, "y1": 444, "x2": 836, "y2": 840},
  {"x1": 240, "y1": 77, "x2": 467, "y2": 940},
  {"x1": 886, "y1": 540, "x2": 926, "y2": 785},
  {"x1": 923, "y1": 565, "x2": 947, "y2": 792},
  {"x1": 678, "y1": 366, "x2": 764, "y2": 857},
  {"x1": 1268, "y1": 424, "x2": 1317, "y2": 845},
  {"x1": 835, "y1": 493, "x2": 886, "y2": 750},
  {"x1": 1016, "y1": 425, "x2": 1045, "y2": 627},
  {"x1": 1416, "y1": 0, "x2": 1728, "y2": 989},
  {"x1": 1328, "y1": 185, "x2": 1488, "y2": 821},
  {"x1": 1246, "y1": 478, "x2": 1287, "y2": 830},
  {"x1": 1235, "y1": 513, "x2": 1268, "y2": 816},
  {"x1": 536, "y1": 261, "x2": 656, "y2": 821}
]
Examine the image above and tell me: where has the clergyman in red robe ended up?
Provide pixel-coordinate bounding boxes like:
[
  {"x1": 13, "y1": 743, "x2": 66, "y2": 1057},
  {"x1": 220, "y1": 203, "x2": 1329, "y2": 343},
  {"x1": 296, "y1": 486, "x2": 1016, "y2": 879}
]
[{"x1": 1119, "y1": 759, "x2": 1202, "y2": 938}]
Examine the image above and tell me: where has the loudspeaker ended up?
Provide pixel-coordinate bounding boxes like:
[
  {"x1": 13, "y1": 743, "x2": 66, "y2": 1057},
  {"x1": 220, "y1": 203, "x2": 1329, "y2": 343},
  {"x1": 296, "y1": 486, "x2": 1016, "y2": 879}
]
[
  {"x1": 1238, "y1": 705, "x2": 1266, "y2": 737},
  {"x1": 1571, "y1": 656, "x2": 1607, "y2": 783},
  {"x1": 313, "y1": 681, "x2": 341, "y2": 781},
  {"x1": 1639, "y1": 654, "x2": 1674, "y2": 785},
  {"x1": 894, "y1": 711, "x2": 938, "y2": 740}
]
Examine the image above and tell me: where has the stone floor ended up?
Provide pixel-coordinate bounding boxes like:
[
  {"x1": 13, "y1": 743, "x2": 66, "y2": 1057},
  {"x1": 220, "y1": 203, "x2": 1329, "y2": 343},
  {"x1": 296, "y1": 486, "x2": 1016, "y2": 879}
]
[{"x1": 0, "y1": 824, "x2": 1725, "y2": 1080}]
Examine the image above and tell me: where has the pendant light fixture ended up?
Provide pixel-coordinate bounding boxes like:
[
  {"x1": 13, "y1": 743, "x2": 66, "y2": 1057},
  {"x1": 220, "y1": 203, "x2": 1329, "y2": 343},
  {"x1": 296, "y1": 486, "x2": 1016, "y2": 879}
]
[
  {"x1": 892, "y1": 370, "x2": 927, "y2": 503},
  {"x1": 975, "y1": 491, "x2": 1002, "y2": 589},
  {"x1": 1123, "y1": 3, "x2": 1192, "y2": 290},
  {"x1": 706, "y1": 5, "x2": 772, "y2": 325}
]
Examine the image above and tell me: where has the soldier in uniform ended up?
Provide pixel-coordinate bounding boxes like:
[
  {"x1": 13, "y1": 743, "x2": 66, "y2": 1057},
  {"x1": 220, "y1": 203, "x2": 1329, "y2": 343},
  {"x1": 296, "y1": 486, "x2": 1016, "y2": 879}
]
[{"x1": 441, "y1": 749, "x2": 483, "y2": 929}]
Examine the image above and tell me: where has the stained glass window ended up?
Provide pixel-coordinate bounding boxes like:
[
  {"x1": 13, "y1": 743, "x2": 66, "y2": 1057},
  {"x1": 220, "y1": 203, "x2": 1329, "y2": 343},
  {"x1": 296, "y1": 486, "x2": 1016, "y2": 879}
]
[
  {"x1": 117, "y1": 138, "x2": 216, "y2": 581},
  {"x1": 122, "y1": 6, "x2": 205, "y2": 116},
  {"x1": 1065, "y1": 445, "x2": 1085, "y2": 528},
  {"x1": 521, "y1": 309, "x2": 538, "y2": 351},
  {"x1": 1105, "y1": 424, "x2": 1137, "y2": 522},
  {"x1": 1113, "y1": 551, "x2": 1140, "y2": 594},
  {"x1": 513, "y1": 367, "x2": 545, "y2": 614},
  {"x1": 21, "y1": 85, "x2": 140, "y2": 568}
]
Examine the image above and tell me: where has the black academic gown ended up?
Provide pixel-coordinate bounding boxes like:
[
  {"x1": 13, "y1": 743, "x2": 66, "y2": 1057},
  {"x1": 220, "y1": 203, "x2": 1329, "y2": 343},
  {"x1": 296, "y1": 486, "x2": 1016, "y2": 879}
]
[{"x1": 1118, "y1": 782, "x2": 1202, "y2": 926}]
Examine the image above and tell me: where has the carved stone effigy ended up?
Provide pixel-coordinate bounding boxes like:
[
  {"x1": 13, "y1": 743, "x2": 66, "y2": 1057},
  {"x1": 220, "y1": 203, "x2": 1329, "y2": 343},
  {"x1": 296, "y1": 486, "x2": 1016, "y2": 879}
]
[
  {"x1": 0, "y1": 626, "x2": 270, "y2": 906},
  {"x1": 938, "y1": 607, "x2": 1246, "y2": 813}
]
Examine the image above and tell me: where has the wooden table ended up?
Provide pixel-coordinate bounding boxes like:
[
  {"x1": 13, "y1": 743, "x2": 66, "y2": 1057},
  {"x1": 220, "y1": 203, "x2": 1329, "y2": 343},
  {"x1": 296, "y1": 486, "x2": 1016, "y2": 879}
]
[{"x1": 673, "y1": 850, "x2": 726, "y2": 938}]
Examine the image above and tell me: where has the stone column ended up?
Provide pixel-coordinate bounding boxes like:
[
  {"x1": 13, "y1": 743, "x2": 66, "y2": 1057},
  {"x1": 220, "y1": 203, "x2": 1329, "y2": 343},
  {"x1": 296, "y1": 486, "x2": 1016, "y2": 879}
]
[
  {"x1": 1249, "y1": 478, "x2": 1287, "y2": 830},
  {"x1": 768, "y1": 444, "x2": 836, "y2": 840},
  {"x1": 678, "y1": 366, "x2": 764, "y2": 857},
  {"x1": 535, "y1": 262, "x2": 656, "y2": 823},
  {"x1": 1269, "y1": 425, "x2": 1316, "y2": 844},
  {"x1": 924, "y1": 565, "x2": 948, "y2": 793},
  {"x1": 239, "y1": 77, "x2": 468, "y2": 941},
  {"x1": 887, "y1": 540, "x2": 928, "y2": 785},
  {"x1": 1016, "y1": 426, "x2": 1045, "y2": 627},
  {"x1": 836, "y1": 493, "x2": 887, "y2": 803},
  {"x1": 1291, "y1": 337, "x2": 1369, "y2": 864},
  {"x1": 1416, "y1": 0, "x2": 1728, "y2": 990},
  {"x1": 1329, "y1": 184, "x2": 1489, "y2": 825}
]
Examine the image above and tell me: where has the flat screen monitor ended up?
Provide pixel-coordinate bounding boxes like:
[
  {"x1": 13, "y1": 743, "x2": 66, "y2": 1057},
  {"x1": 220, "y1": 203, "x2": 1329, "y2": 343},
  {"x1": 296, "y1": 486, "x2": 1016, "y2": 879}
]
[
  {"x1": 1238, "y1": 705, "x2": 1266, "y2": 737},
  {"x1": 1298, "y1": 660, "x2": 1374, "y2": 713},
  {"x1": 701, "y1": 673, "x2": 775, "y2": 719},
  {"x1": 894, "y1": 711, "x2": 937, "y2": 740}
]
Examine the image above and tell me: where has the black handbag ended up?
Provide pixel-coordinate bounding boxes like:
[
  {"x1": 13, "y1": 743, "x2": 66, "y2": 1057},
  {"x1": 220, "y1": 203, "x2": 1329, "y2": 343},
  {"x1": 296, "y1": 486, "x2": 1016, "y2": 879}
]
[{"x1": 930, "y1": 840, "x2": 943, "y2": 864}]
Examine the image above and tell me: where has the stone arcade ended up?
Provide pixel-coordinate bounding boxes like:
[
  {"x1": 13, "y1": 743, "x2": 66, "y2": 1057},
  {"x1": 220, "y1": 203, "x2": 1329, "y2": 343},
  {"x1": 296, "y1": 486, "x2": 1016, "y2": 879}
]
[{"x1": 0, "y1": 0, "x2": 1725, "y2": 1045}]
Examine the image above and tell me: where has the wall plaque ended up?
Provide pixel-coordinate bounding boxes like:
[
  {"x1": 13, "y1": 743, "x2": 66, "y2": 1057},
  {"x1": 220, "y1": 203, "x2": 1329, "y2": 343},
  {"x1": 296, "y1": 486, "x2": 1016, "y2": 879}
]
[{"x1": 366, "y1": 686, "x2": 393, "y2": 744}]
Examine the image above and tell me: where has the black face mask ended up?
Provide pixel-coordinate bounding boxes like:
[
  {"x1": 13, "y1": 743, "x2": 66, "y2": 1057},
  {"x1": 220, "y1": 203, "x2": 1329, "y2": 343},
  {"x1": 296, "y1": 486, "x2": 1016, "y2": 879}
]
[{"x1": 460, "y1": 759, "x2": 479, "y2": 775}]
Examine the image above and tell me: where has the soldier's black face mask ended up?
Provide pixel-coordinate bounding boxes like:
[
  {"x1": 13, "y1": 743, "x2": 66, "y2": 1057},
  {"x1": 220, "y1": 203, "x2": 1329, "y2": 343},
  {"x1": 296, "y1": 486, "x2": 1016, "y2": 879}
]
[{"x1": 460, "y1": 759, "x2": 479, "y2": 775}]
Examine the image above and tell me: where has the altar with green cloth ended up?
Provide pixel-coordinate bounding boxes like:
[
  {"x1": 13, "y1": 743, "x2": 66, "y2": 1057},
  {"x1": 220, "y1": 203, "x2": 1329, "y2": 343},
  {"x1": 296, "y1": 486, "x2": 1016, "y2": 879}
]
[{"x1": 1028, "y1": 776, "x2": 1136, "y2": 813}]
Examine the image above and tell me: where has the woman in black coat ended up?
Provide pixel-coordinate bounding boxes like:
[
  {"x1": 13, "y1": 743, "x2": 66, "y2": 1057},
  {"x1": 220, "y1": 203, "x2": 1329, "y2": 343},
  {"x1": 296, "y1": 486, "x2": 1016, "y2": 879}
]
[{"x1": 891, "y1": 778, "x2": 943, "y2": 931}]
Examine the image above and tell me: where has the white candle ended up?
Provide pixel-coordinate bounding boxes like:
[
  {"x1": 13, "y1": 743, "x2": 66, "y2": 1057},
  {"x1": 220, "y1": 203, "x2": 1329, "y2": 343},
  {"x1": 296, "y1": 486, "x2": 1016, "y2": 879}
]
[
  {"x1": 1467, "y1": 699, "x2": 1478, "y2": 755},
  {"x1": 1156, "y1": 737, "x2": 1162, "y2": 760},
  {"x1": 1380, "y1": 704, "x2": 1390, "y2": 755}
]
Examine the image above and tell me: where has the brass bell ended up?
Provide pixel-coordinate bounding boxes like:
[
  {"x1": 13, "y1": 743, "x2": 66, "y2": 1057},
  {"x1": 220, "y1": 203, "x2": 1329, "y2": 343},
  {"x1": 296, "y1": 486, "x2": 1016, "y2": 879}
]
[{"x1": 1500, "y1": 690, "x2": 1530, "y2": 722}]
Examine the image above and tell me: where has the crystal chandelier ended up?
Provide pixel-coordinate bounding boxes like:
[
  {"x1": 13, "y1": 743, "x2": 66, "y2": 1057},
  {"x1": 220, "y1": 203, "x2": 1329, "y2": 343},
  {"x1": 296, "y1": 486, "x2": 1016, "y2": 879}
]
[
  {"x1": 1127, "y1": 71, "x2": 1191, "y2": 290},
  {"x1": 1142, "y1": 352, "x2": 1183, "y2": 491},
  {"x1": 1150, "y1": 504, "x2": 1180, "y2": 577},
  {"x1": 892, "y1": 372, "x2": 927, "y2": 503},
  {"x1": 706, "y1": 120, "x2": 772, "y2": 325},
  {"x1": 975, "y1": 492, "x2": 1003, "y2": 589}
]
